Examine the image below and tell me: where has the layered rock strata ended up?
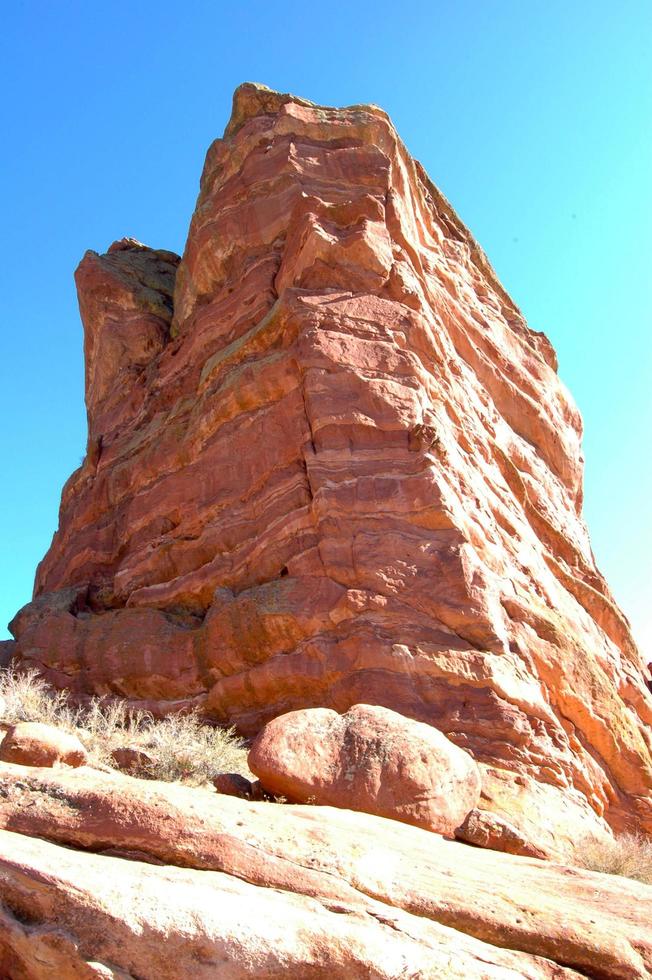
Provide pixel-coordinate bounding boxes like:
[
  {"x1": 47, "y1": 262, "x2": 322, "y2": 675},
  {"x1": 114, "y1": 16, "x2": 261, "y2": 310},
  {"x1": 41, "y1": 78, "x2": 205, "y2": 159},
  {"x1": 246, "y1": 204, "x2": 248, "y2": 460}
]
[{"x1": 8, "y1": 83, "x2": 652, "y2": 853}]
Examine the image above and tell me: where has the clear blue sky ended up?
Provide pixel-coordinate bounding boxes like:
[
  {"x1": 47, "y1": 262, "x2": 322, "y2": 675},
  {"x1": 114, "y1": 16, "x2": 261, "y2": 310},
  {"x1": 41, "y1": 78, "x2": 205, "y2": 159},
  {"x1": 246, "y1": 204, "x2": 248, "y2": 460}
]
[{"x1": 1, "y1": 1, "x2": 650, "y2": 657}]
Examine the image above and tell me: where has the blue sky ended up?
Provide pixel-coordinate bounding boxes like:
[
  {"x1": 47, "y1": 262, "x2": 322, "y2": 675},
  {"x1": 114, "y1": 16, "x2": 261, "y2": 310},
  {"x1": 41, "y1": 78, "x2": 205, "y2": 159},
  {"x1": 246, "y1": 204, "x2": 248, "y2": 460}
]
[{"x1": 1, "y1": 1, "x2": 650, "y2": 657}]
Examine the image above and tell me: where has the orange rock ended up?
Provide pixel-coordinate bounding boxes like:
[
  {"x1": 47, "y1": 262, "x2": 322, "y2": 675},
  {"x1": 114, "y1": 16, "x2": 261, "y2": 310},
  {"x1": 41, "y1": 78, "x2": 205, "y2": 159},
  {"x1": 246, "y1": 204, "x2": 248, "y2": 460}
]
[
  {"x1": 0, "y1": 830, "x2": 582, "y2": 980},
  {"x1": 0, "y1": 763, "x2": 649, "y2": 977},
  {"x1": 8, "y1": 83, "x2": 652, "y2": 853},
  {"x1": 248, "y1": 703, "x2": 481, "y2": 834},
  {"x1": 455, "y1": 807, "x2": 548, "y2": 859},
  {"x1": 0, "y1": 722, "x2": 87, "y2": 768}
]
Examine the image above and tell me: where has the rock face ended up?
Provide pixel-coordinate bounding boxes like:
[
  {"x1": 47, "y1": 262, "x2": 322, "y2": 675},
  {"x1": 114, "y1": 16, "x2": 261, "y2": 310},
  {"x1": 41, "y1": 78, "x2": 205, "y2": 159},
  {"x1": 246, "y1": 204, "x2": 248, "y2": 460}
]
[
  {"x1": 1, "y1": 763, "x2": 650, "y2": 979},
  {"x1": 9, "y1": 832, "x2": 567, "y2": 980},
  {"x1": 248, "y1": 703, "x2": 481, "y2": 834},
  {"x1": 7, "y1": 83, "x2": 652, "y2": 854},
  {"x1": 0, "y1": 641, "x2": 15, "y2": 669},
  {"x1": 0, "y1": 721, "x2": 87, "y2": 768}
]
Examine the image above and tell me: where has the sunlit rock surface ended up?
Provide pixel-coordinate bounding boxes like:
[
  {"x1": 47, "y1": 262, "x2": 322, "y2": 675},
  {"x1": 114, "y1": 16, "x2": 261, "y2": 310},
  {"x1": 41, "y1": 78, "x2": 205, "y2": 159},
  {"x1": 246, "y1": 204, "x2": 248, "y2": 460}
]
[
  {"x1": 9, "y1": 83, "x2": 652, "y2": 854},
  {"x1": 1, "y1": 763, "x2": 650, "y2": 978},
  {"x1": 248, "y1": 703, "x2": 482, "y2": 833}
]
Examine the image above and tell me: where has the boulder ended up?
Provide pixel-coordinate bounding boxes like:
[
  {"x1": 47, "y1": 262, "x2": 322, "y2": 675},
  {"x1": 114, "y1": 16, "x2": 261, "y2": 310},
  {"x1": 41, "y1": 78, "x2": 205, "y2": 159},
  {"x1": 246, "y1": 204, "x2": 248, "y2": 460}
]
[
  {"x1": 248, "y1": 703, "x2": 481, "y2": 834},
  {"x1": 455, "y1": 807, "x2": 548, "y2": 859},
  {"x1": 213, "y1": 771, "x2": 255, "y2": 799},
  {"x1": 0, "y1": 763, "x2": 649, "y2": 977},
  {"x1": 0, "y1": 722, "x2": 87, "y2": 768},
  {"x1": 110, "y1": 745, "x2": 155, "y2": 774}
]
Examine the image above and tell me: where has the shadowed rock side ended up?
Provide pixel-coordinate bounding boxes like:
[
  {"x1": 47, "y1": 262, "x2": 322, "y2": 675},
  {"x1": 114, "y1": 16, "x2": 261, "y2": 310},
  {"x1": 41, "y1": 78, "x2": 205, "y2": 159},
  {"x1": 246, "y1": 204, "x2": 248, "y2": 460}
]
[{"x1": 9, "y1": 83, "x2": 652, "y2": 856}]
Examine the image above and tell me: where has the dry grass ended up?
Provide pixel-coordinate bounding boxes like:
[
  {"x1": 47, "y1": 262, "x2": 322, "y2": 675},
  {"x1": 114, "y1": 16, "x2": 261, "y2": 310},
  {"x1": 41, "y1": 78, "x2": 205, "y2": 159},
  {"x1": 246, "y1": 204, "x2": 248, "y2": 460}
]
[
  {"x1": 0, "y1": 666, "x2": 250, "y2": 785},
  {"x1": 0, "y1": 666, "x2": 79, "y2": 732},
  {"x1": 574, "y1": 832, "x2": 652, "y2": 886},
  {"x1": 133, "y1": 711, "x2": 251, "y2": 785}
]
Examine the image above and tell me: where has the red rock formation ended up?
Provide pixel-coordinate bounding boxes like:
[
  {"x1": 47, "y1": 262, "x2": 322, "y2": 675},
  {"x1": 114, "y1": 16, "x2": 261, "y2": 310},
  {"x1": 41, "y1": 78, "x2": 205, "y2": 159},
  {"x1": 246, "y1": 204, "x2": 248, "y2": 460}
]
[
  {"x1": 1, "y1": 763, "x2": 650, "y2": 978},
  {"x1": 248, "y1": 703, "x2": 482, "y2": 833},
  {"x1": 8, "y1": 83, "x2": 652, "y2": 854}
]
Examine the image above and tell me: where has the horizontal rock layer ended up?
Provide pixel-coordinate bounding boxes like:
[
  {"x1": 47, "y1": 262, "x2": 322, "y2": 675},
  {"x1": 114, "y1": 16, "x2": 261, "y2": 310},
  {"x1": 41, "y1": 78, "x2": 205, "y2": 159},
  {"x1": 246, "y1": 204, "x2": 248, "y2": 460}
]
[{"x1": 8, "y1": 83, "x2": 652, "y2": 854}]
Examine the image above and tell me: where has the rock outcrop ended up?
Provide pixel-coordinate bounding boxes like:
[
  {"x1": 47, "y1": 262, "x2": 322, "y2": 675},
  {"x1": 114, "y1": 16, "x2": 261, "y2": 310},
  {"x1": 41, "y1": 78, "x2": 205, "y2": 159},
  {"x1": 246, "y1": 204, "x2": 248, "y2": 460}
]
[
  {"x1": 1, "y1": 762, "x2": 651, "y2": 978},
  {"x1": 248, "y1": 703, "x2": 481, "y2": 833},
  {"x1": 7, "y1": 83, "x2": 652, "y2": 856},
  {"x1": 0, "y1": 641, "x2": 15, "y2": 669}
]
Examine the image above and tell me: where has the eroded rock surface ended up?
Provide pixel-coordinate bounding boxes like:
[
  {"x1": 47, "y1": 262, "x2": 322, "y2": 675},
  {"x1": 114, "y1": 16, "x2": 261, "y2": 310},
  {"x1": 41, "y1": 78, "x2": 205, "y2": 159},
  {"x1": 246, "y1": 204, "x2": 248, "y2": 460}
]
[
  {"x1": 248, "y1": 703, "x2": 481, "y2": 833},
  {"x1": 0, "y1": 641, "x2": 15, "y2": 669},
  {"x1": 0, "y1": 830, "x2": 584, "y2": 980},
  {"x1": 0, "y1": 763, "x2": 650, "y2": 978},
  {"x1": 8, "y1": 83, "x2": 652, "y2": 855}
]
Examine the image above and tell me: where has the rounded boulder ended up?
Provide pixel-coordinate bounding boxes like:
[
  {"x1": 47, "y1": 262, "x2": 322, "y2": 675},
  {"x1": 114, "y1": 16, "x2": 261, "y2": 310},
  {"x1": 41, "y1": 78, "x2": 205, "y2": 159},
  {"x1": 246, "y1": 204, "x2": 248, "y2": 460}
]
[
  {"x1": 248, "y1": 703, "x2": 481, "y2": 834},
  {"x1": 0, "y1": 721, "x2": 88, "y2": 768}
]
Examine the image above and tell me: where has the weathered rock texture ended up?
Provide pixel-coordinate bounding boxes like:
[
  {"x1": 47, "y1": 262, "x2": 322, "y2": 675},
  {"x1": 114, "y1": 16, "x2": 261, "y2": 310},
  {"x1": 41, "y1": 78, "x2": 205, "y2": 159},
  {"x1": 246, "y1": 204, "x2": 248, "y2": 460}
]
[
  {"x1": 7, "y1": 83, "x2": 652, "y2": 854},
  {"x1": 0, "y1": 721, "x2": 87, "y2": 768},
  {"x1": 1, "y1": 763, "x2": 650, "y2": 978},
  {"x1": 248, "y1": 703, "x2": 481, "y2": 833}
]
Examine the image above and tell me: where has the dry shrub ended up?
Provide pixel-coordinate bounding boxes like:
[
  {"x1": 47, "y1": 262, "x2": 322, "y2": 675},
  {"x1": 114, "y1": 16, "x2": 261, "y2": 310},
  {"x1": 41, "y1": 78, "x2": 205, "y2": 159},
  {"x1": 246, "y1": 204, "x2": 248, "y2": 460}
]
[
  {"x1": 575, "y1": 833, "x2": 652, "y2": 886},
  {"x1": 0, "y1": 666, "x2": 78, "y2": 732},
  {"x1": 134, "y1": 711, "x2": 249, "y2": 786},
  {"x1": 0, "y1": 667, "x2": 249, "y2": 784},
  {"x1": 75, "y1": 699, "x2": 152, "y2": 769}
]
